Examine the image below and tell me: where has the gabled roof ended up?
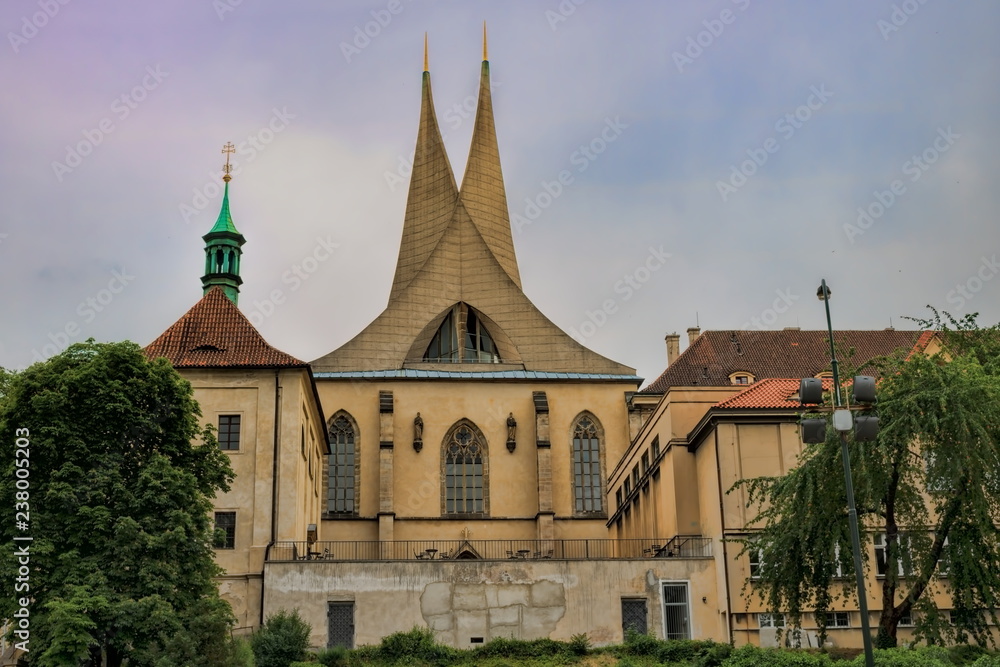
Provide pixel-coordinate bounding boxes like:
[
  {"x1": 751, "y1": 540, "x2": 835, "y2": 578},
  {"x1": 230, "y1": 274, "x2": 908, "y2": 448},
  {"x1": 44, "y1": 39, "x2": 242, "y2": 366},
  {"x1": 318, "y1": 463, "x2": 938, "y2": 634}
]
[
  {"x1": 713, "y1": 378, "x2": 833, "y2": 410},
  {"x1": 145, "y1": 287, "x2": 305, "y2": 369},
  {"x1": 644, "y1": 329, "x2": 931, "y2": 393}
]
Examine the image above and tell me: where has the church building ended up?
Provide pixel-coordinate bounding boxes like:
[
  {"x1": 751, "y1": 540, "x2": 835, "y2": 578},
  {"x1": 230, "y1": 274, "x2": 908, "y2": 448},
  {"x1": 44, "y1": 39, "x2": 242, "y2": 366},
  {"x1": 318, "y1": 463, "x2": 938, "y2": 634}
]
[{"x1": 137, "y1": 35, "x2": 965, "y2": 652}]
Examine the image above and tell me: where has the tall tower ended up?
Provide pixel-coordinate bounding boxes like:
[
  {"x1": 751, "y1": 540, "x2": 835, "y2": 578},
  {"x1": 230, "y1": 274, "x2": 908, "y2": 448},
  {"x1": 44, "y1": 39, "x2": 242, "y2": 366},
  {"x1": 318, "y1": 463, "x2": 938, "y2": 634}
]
[{"x1": 201, "y1": 142, "x2": 246, "y2": 304}]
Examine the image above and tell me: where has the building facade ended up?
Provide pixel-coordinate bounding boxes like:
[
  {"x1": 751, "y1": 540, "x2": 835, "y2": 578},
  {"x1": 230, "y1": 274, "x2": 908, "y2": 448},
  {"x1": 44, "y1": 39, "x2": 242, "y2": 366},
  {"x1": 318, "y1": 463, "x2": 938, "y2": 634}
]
[{"x1": 135, "y1": 43, "x2": 972, "y2": 652}]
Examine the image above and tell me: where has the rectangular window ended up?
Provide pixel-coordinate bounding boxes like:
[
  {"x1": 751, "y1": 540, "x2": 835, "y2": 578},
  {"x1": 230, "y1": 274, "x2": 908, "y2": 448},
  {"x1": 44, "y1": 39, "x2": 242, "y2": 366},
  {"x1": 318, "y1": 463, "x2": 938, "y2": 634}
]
[
  {"x1": 662, "y1": 582, "x2": 691, "y2": 640},
  {"x1": 651, "y1": 436, "x2": 660, "y2": 460},
  {"x1": 874, "y1": 533, "x2": 911, "y2": 577},
  {"x1": 758, "y1": 613, "x2": 785, "y2": 628},
  {"x1": 214, "y1": 511, "x2": 236, "y2": 549},
  {"x1": 749, "y1": 545, "x2": 763, "y2": 579},
  {"x1": 616, "y1": 488, "x2": 623, "y2": 509},
  {"x1": 621, "y1": 598, "x2": 648, "y2": 636},
  {"x1": 898, "y1": 610, "x2": 914, "y2": 627},
  {"x1": 641, "y1": 451, "x2": 650, "y2": 474},
  {"x1": 823, "y1": 612, "x2": 850, "y2": 628},
  {"x1": 218, "y1": 415, "x2": 241, "y2": 451},
  {"x1": 632, "y1": 465, "x2": 640, "y2": 488},
  {"x1": 624, "y1": 478, "x2": 631, "y2": 496}
]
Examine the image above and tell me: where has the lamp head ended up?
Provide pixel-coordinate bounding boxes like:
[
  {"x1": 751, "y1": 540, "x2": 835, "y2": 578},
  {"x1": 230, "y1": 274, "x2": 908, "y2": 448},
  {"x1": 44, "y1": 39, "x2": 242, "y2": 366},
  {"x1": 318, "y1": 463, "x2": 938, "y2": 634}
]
[{"x1": 816, "y1": 283, "x2": 832, "y2": 301}]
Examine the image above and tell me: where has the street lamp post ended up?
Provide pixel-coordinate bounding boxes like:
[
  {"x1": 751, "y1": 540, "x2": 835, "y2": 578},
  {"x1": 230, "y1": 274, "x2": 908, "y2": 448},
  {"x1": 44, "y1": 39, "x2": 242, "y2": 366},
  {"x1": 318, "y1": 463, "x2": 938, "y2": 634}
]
[{"x1": 816, "y1": 279, "x2": 875, "y2": 667}]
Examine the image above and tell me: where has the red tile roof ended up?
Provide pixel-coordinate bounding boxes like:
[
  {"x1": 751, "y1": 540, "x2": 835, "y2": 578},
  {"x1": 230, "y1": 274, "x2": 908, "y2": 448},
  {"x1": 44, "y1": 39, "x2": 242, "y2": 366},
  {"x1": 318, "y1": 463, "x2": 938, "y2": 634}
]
[
  {"x1": 714, "y1": 378, "x2": 833, "y2": 409},
  {"x1": 644, "y1": 329, "x2": 931, "y2": 393},
  {"x1": 144, "y1": 287, "x2": 305, "y2": 368}
]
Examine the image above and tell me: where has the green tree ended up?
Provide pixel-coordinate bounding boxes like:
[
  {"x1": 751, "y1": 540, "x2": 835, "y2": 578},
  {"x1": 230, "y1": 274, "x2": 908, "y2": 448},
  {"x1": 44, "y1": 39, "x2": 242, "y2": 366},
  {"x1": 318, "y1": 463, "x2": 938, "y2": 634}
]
[
  {"x1": 0, "y1": 341, "x2": 236, "y2": 666},
  {"x1": 734, "y1": 311, "x2": 1000, "y2": 648}
]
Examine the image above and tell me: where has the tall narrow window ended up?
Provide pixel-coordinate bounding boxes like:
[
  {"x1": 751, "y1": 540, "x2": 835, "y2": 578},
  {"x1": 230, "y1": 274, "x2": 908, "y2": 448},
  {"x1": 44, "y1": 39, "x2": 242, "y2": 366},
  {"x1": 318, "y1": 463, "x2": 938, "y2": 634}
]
[
  {"x1": 443, "y1": 421, "x2": 487, "y2": 515},
  {"x1": 663, "y1": 582, "x2": 691, "y2": 640},
  {"x1": 218, "y1": 415, "x2": 241, "y2": 451},
  {"x1": 327, "y1": 414, "x2": 357, "y2": 514},
  {"x1": 572, "y1": 414, "x2": 603, "y2": 514},
  {"x1": 214, "y1": 511, "x2": 236, "y2": 549}
]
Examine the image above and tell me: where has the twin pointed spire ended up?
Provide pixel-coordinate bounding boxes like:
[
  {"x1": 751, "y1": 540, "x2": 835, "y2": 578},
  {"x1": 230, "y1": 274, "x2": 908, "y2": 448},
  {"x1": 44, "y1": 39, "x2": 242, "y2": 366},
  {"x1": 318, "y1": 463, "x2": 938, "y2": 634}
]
[
  {"x1": 390, "y1": 25, "x2": 520, "y2": 300},
  {"x1": 202, "y1": 142, "x2": 246, "y2": 304}
]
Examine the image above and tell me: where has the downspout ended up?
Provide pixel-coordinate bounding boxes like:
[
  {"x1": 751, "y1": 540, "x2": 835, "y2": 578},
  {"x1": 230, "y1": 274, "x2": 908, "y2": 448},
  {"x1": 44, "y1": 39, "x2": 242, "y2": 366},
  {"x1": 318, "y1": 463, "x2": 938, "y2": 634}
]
[
  {"x1": 262, "y1": 370, "x2": 281, "y2": 628},
  {"x1": 714, "y1": 427, "x2": 735, "y2": 645}
]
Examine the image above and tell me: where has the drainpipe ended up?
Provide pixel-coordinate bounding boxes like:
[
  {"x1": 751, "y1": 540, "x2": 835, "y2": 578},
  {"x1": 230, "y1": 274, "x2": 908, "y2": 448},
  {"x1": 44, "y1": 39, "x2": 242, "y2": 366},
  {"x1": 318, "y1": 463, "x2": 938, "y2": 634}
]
[
  {"x1": 714, "y1": 428, "x2": 734, "y2": 644},
  {"x1": 262, "y1": 370, "x2": 281, "y2": 628}
]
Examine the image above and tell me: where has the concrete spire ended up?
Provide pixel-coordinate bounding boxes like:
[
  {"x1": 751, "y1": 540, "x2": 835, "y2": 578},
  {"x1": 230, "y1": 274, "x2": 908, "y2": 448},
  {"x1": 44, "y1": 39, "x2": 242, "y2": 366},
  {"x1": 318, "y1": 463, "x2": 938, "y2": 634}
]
[{"x1": 458, "y1": 34, "x2": 521, "y2": 289}]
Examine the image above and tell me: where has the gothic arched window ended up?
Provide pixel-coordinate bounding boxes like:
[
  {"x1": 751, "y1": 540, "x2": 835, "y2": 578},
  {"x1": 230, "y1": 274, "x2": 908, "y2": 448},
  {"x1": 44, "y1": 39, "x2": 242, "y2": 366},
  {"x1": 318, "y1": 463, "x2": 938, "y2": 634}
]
[
  {"x1": 327, "y1": 412, "x2": 358, "y2": 514},
  {"x1": 572, "y1": 414, "x2": 604, "y2": 514},
  {"x1": 442, "y1": 421, "x2": 488, "y2": 515}
]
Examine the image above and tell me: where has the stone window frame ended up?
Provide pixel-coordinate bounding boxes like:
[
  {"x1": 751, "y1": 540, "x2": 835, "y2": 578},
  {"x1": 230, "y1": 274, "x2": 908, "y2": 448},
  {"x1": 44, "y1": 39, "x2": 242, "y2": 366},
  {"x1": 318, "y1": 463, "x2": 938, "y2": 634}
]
[
  {"x1": 440, "y1": 418, "x2": 490, "y2": 517},
  {"x1": 569, "y1": 411, "x2": 607, "y2": 518},
  {"x1": 324, "y1": 410, "x2": 360, "y2": 518}
]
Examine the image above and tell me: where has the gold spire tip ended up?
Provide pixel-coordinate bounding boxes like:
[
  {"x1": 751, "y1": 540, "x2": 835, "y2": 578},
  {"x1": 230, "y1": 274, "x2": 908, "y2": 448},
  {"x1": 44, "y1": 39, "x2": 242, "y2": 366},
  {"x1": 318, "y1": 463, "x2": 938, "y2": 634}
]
[
  {"x1": 221, "y1": 142, "x2": 235, "y2": 183},
  {"x1": 423, "y1": 32, "x2": 428, "y2": 72},
  {"x1": 483, "y1": 21, "x2": 488, "y2": 61}
]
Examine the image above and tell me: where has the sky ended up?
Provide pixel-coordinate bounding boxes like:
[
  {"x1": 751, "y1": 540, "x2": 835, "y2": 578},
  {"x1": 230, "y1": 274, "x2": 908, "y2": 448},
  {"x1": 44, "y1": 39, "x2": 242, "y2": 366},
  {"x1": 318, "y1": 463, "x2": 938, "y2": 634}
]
[{"x1": 1, "y1": 0, "x2": 998, "y2": 387}]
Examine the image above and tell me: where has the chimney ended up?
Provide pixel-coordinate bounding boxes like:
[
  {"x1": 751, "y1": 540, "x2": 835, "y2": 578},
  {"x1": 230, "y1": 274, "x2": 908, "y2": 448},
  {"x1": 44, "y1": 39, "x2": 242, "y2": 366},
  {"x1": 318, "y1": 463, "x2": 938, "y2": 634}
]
[
  {"x1": 665, "y1": 333, "x2": 680, "y2": 365},
  {"x1": 687, "y1": 327, "x2": 701, "y2": 346}
]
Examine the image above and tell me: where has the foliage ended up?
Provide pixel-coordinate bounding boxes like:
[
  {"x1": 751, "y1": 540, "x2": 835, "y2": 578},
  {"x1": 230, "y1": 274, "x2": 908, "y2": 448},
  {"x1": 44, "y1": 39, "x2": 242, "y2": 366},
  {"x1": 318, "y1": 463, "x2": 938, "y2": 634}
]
[
  {"x1": 719, "y1": 644, "x2": 832, "y2": 666},
  {"x1": 731, "y1": 311, "x2": 1000, "y2": 647},
  {"x1": 972, "y1": 654, "x2": 1000, "y2": 667},
  {"x1": 470, "y1": 635, "x2": 569, "y2": 660},
  {"x1": 0, "y1": 341, "x2": 236, "y2": 666},
  {"x1": 315, "y1": 645, "x2": 349, "y2": 666},
  {"x1": 360, "y1": 626, "x2": 460, "y2": 665},
  {"x1": 568, "y1": 633, "x2": 590, "y2": 655},
  {"x1": 252, "y1": 609, "x2": 313, "y2": 667},
  {"x1": 619, "y1": 628, "x2": 661, "y2": 656},
  {"x1": 848, "y1": 645, "x2": 951, "y2": 666}
]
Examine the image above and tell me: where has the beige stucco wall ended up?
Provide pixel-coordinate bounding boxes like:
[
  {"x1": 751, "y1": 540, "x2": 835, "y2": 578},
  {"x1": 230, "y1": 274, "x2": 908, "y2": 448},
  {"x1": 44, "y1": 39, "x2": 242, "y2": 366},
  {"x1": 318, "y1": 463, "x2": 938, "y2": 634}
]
[
  {"x1": 264, "y1": 557, "x2": 723, "y2": 649},
  {"x1": 317, "y1": 378, "x2": 637, "y2": 542},
  {"x1": 181, "y1": 366, "x2": 326, "y2": 631}
]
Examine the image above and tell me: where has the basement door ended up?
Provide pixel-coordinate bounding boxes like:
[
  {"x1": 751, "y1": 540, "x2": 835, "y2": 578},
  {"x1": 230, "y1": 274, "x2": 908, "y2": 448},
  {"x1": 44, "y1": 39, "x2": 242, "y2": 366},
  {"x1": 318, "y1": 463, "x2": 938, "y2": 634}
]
[{"x1": 327, "y1": 602, "x2": 354, "y2": 649}]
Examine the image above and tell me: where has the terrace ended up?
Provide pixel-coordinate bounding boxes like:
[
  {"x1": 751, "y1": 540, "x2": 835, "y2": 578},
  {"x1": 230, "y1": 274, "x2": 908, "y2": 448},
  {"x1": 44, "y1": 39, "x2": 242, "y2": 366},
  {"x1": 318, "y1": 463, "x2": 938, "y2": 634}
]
[{"x1": 266, "y1": 535, "x2": 712, "y2": 562}]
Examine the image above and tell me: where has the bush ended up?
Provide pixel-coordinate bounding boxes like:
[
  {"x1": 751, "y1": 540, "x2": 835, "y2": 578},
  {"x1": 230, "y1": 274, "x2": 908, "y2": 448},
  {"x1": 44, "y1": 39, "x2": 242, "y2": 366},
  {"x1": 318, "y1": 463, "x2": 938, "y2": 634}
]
[
  {"x1": 371, "y1": 626, "x2": 458, "y2": 664},
  {"x1": 721, "y1": 644, "x2": 832, "y2": 666},
  {"x1": 657, "y1": 639, "x2": 729, "y2": 663},
  {"x1": 470, "y1": 636, "x2": 569, "y2": 659},
  {"x1": 568, "y1": 633, "x2": 590, "y2": 655},
  {"x1": 315, "y1": 645, "x2": 348, "y2": 666},
  {"x1": 848, "y1": 646, "x2": 952, "y2": 666},
  {"x1": 620, "y1": 628, "x2": 661, "y2": 656},
  {"x1": 951, "y1": 645, "x2": 990, "y2": 665},
  {"x1": 972, "y1": 654, "x2": 1000, "y2": 667},
  {"x1": 252, "y1": 609, "x2": 312, "y2": 667}
]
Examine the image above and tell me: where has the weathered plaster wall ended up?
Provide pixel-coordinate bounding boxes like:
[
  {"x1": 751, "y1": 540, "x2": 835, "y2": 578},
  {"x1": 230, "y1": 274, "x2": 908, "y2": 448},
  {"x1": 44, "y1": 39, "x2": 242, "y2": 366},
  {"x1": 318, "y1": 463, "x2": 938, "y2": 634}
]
[{"x1": 264, "y1": 557, "x2": 721, "y2": 649}]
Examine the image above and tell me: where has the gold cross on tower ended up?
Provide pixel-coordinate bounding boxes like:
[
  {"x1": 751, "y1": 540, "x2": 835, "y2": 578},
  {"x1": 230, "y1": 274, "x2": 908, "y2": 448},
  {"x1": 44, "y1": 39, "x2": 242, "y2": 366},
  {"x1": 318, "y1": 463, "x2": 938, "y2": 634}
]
[{"x1": 221, "y1": 142, "x2": 235, "y2": 182}]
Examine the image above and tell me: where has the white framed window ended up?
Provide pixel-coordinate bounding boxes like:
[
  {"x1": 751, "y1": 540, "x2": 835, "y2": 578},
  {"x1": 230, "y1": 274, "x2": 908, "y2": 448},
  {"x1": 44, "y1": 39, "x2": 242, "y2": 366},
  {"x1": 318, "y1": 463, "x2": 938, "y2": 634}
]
[
  {"x1": 662, "y1": 581, "x2": 692, "y2": 640},
  {"x1": 748, "y1": 544, "x2": 764, "y2": 579},
  {"x1": 874, "y1": 533, "x2": 912, "y2": 577},
  {"x1": 823, "y1": 612, "x2": 850, "y2": 628},
  {"x1": 758, "y1": 613, "x2": 785, "y2": 628},
  {"x1": 898, "y1": 610, "x2": 915, "y2": 627}
]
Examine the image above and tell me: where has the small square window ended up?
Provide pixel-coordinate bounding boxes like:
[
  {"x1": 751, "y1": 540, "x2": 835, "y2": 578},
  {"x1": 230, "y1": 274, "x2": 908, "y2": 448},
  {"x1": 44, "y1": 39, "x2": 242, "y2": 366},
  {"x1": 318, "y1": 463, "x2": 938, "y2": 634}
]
[
  {"x1": 214, "y1": 511, "x2": 236, "y2": 549},
  {"x1": 898, "y1": 610, "x2": 914, "y2": 627},
  {"x1": 218, "y1": 415, "x2": 241, "y2": 451}
]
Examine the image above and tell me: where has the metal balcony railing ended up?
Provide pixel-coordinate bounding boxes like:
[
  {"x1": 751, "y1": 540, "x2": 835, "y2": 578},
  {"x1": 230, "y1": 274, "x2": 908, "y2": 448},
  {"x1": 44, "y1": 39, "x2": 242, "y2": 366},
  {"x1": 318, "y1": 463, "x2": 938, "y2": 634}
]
[{"x1": 266, "y1": 536, "x2": 712, "y2": 562}]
